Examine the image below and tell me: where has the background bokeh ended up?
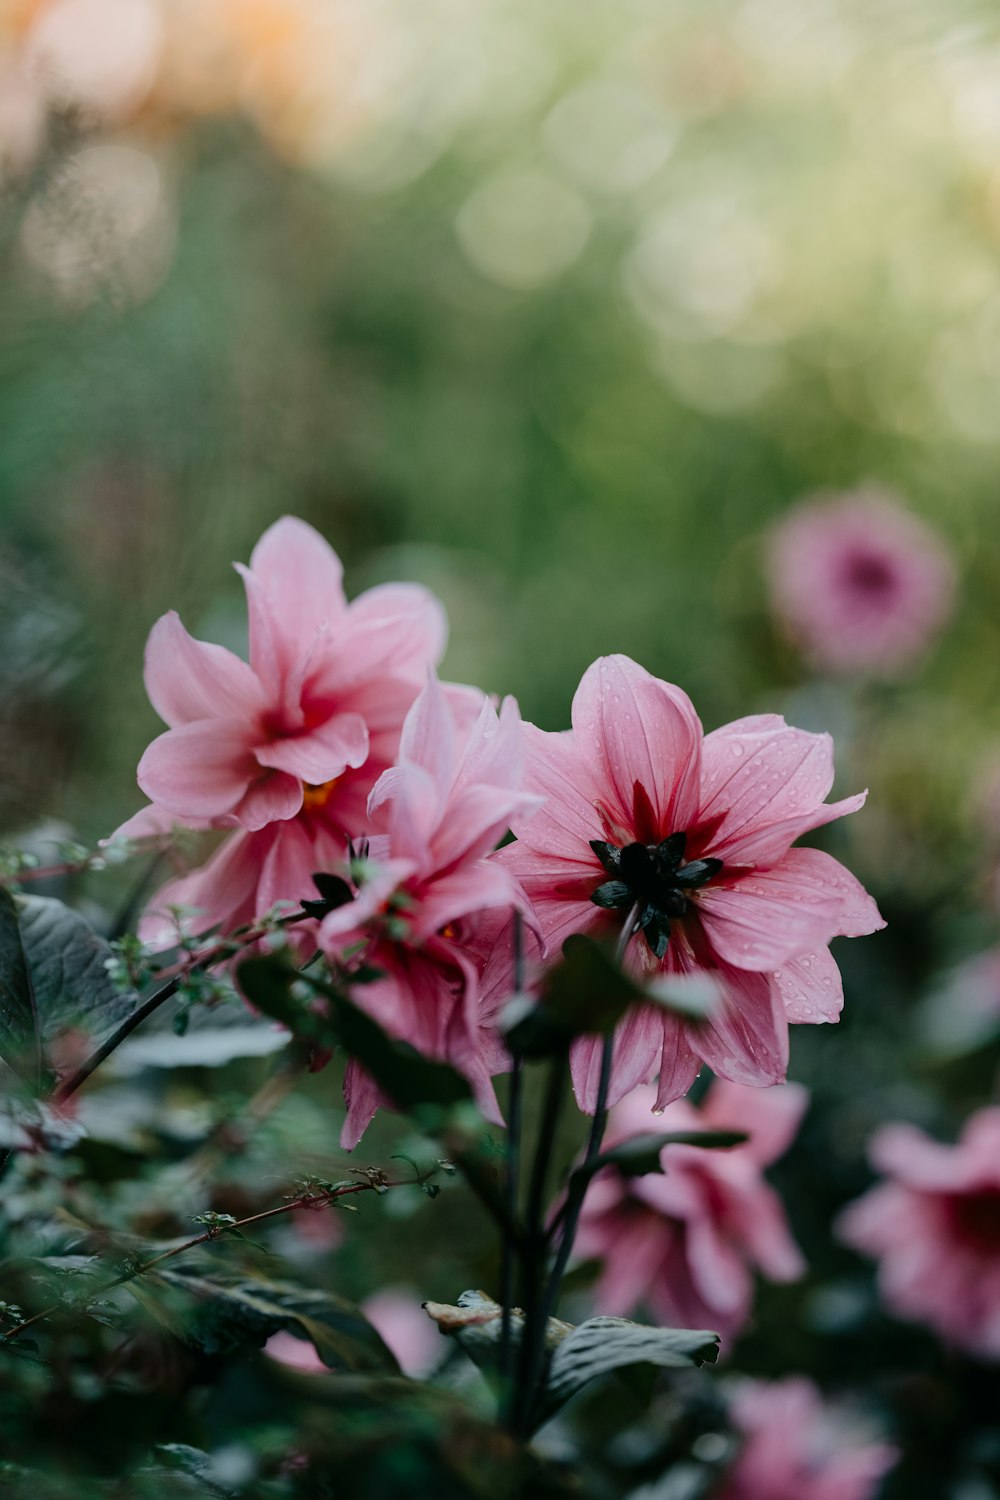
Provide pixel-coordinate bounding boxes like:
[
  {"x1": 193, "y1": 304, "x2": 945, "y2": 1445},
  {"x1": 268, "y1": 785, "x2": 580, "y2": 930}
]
[{"x1": 4, "y1": 2, "x2": 1000, "y2": 1496}]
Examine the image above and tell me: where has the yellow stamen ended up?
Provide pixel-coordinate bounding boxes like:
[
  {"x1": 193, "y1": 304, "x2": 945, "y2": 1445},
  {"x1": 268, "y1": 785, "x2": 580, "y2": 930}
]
[{"x1": 302, "y1": 778, "x2": 340, "y2": 812}]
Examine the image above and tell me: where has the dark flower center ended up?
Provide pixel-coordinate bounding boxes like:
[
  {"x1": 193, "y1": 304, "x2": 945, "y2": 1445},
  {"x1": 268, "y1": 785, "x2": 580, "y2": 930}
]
[
  {"x1": 589, "y1": 832, "x2": 722, "y2": 960},
  {"x1": 945, "y1": 1188, "x2": 1000, "y2": 1252},
  {"x1": 844, "y1": 551, "x2": 896, "y2": 597}
]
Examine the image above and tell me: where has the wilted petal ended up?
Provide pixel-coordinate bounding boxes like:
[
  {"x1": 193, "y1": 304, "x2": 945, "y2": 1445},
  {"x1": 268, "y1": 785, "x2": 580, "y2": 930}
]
[
  {"x1": 138, "y1": 718, "x2": 257, "y2": 818},
  {"x1": 144, "y1": 611, "x2": 266, "y2": 729},
  {"x1": 571, "y1": 655, "x2": 703, "y2": 838}
]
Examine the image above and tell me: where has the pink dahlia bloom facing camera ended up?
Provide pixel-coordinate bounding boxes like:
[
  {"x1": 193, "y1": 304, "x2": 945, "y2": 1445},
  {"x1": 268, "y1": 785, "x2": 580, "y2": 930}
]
[
  {"x1": 493, "y1": 654, "x2": 883, "y2": 1112},
  {"x1": 574, "y1": 1079, "x2": 806, "y2": 1343},
  {"x1": 716, "y1": 1378, "x2": 897, "y2": 1500},
  {"x1": 319, "y1": 675, "x2": 540, "y2": 1148},
  {"x1": 838, "y1": 1108, "x2": 1000, "y2": 1360},
  {"x1": 766, "y1": 487, "x2": 955, "y2": 676},
  {"x1": 113, "y1": 516, "x2": 454, "y2": 943}
]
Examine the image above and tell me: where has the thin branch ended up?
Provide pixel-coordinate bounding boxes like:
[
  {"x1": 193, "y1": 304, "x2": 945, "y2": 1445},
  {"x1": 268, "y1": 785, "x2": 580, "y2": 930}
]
[{"x1": 1, "y1": 1170, "x2": 437, "y2": 1346}]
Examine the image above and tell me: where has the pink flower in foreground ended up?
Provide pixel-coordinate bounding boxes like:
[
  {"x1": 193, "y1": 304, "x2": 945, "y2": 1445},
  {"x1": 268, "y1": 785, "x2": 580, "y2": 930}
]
[
  {"x1": 492, "y1": 654, "x2": 883, "y2": 1112},
  {"x1": 766, "y1": 487, "x2": 955, "y2": 676},
  {"x1": 716, "y1": 1378, "x2": 896, "y2": 1500},
  {"x1": 837, "y1": 1108, "x2": 1000, "y2": 1360},
  {"x1": 574, "y1": 1080, "x2": 806, "y2": 1343},
  {"x1": 114, "y1": 516, "x2": 449, "y2": 943},
  {"x1": 319, "y1": 675, "x2": 540, "y2": 1147}
]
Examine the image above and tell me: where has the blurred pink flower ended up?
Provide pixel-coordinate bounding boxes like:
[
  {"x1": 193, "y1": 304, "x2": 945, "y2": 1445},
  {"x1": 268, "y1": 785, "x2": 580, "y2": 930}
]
[
  {"x1": 361, "y1": 1288, "x2": 440, "y2": 1378},
  {"x1": 574, "y1": 1079, "x2": 806, "y2": 1343},
  {"x1": 838, "y1": 1108, "x2": 1000, "y2": 1359},
  {"x1": 264, "y1": 1329, "x2": 326, "y2": 1375},
  {"x1": 319, "y1": 675, "x2": 540, "y2": 1147},
  {"x1": 491, "y1": 654, "x2": 883, "y2": 1112},
  {"x1": 113, "y1": 516, "x2": 449, "y2": 943},
  {"x1": 716, "y1": 1377, "x2": 896, "y2": 1500},
  {"x1": 766, "y1": 487, "x2": 955, "y2": 676}
]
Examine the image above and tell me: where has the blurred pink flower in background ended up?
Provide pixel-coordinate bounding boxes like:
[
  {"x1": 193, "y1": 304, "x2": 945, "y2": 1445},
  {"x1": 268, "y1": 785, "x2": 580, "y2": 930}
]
[
  {"x1": 264, "y1": 1329, "x2": 326, "y2": 1375},
  {"x1": 492, "y1": 653, "x2": 883, "y2": 1113},
  {"x1": 111, "y1": 516, "x2": 449, "y2": 944},
  {"x1": 838, "y1": 1107, "x2": 1000, "y2": 1359},
  {"x1": 716, "y1": 1377, "x2": 896, "y2": 1500},
  {"x1": 361, "y1": 1288, "x2": 440, "y2": 1378},
  {"x1": 766, "y1": 487, "x2": 955, "y2": 676},
  {"x1": 573, "y1": 1078, "x2": 807, "y2": 1343},
  {"x1": 319, "y1": 674, "x2": 540, "y2": 1147}
]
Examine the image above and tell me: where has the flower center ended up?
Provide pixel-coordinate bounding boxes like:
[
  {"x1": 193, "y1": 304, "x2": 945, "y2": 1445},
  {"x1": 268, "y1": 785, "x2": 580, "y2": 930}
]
[
  {"x1": 302, "y1": 778, "x2": 340, "y2": 812},
  {"x1": 945, "y1": 1188, "x2": 1000, "y2": 1252},
  {"x1": 589, "y1": 832, "x2": 722, "y2": 960}
]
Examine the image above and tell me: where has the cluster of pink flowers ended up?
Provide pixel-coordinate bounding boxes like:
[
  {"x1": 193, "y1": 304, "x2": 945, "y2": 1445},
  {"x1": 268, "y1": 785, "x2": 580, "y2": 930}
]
[
  {"x1": 115, "y1": 516, "x2": 883, "y2": 1149},
  {"x1": 573, "y1": 1079, "x2": 807, "y2": 1343},
  {"x1": 838, "y1": 1107, "x2": 1000, "y2": 1360},
  {"x1": 715, "y1": 1378, "x2": 897, "y2": 1500}
]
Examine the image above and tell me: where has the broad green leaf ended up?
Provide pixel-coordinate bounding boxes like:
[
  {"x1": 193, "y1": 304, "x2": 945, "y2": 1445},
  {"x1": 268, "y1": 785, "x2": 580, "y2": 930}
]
[
  {"x1": 541, "y1": 1316, "x2": 719, "y2": 1417},
  {"x1": 238, "y1": 953, "x2": 474, "y2": 1116},
  {"x1": 502, "y1": 935, "x2": 644, "y2": 1056},
  {"x1": 18, "y1": 895, "x2": 135, "y2": 1052},
  {"x1": 144, "y1": 1269, "x2": 401, "y2": 1375},
  {"x1": 0, "y1": 886, "x2": 39, "y2": 1085},
  {"x1": 584, "y1": 1129, "x2": 749, "y2": 1180}
]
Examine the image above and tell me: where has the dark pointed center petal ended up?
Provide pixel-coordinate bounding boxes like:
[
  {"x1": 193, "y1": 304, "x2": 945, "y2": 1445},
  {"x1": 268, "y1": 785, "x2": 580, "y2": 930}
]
[{"x1": 589, "y1": 834, "x2": 722, "y2": 960}]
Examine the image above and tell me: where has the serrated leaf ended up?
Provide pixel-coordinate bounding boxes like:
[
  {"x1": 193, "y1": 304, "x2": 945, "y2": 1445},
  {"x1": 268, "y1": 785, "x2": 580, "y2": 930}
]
[
  {"x1": 541, "y1": 1317, "x2": 719, "y2": 1416},
  {"x1": 141, "y1": 1269, "x2": 401, "y2": 1374}
]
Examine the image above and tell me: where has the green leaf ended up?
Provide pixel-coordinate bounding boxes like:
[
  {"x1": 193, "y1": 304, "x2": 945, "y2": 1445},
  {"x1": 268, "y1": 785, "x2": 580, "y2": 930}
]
[
  {"x1": 142, "y1": 1269, "x2": 401, "y2": 1374},
  {"x1": 18, "y1": 895, "x2": 136, "y2": 1057},
  {"x1": 0, "y1": 886, "x2": 39, "y2": 1086},
  {"x1": 238, "y1": 953, "x2": 474, "y2": 1117},
  {"x1": 540, "y1": 1316, "x2": 719, "y2": 1417},
  {"x1": 587, "y1": 1129, "x2": 749, "y2": 1180},
  {"x1": 502, "y1": 934, "x2": 644, "y2": 1056}
]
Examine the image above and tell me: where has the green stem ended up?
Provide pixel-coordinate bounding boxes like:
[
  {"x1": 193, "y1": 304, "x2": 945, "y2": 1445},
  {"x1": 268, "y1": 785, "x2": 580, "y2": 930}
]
[
  {"x1": 499, "y1": 912, "x2": 525, "y2": 1387},
  {"x1": 508, "y1": 1052, "x2": 567, "y2": 1436}
]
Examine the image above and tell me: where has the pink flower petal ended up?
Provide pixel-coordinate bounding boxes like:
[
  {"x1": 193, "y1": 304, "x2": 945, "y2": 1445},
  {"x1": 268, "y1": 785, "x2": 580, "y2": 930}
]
[
  {"x1": 772, "y1": 948, "x2": 844, "y2": 1024},
  {"x1": 570, "y1": 655, "x2": 703, "y2": 839},
  {"x1": 137, "y1": 828, "x2": 268, "y2": 947},
  {"x1": 144, "y1": 611, "x2": 266, "y2": 729},
  {"x1": 703, "y1": 1079, "x2": 809, "y2": 1166},
  {"x1": 316, "y1": 583, "x2": 447, "y2": 695},
  {"x1": 254, "y1": 712, "x2": 370, "y2": 784},
  {"x1": 137, "y1": 718, "x2": 258, "y2": 818},
  {"x1": 396, "y1": 674, "x2": 456, "y2": 798},
  {"x1": 246, "y1": 516, "x2": 347, "y2": 681},
  {"x1": 232, "y1": 772, "x2": 303, "y2": 831},
  {"x1": 696, "y1": 848, "x2": 884, "y2": 971},
  {"x1": 571, "y1": 1002, "x2": 664, "y2": 1112},
  {"x1": 511, "y1": 723, "x2": 605, "y2": 857},
  {"x1": 410, "y1": 862, "x2": 522, "y2": 941},
  {"x1": 690, "y1": 966, "x2": 789, "y2": 1087}
]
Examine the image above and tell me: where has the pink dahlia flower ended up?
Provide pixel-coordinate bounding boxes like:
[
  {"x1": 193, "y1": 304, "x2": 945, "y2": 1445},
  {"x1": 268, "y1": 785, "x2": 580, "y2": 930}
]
[
  {"x1": 766, "y1": 487, "x2": 955, "y2": 676},
  {"x1": 837, "y1": 1108, "x2": 1000, "y2": 1360},
  {"x1": 114, "y1": 516, "x2": 451, "y2": 943},
  {"x1": 574, "y1": 1079, "x2": 806, "y2": 1342},
  {"x1": 319, "y1": 675, "x2": 540, "y2": 1147},
  {"x1": 361, "y1": 1288, "x2": 441, "y2": 1378},
  {"x1": 716, "y1": 1377, "x2": 897, "y2": 1500},
  {"x1": 491, "y1": 654, "x2": 883, "y2": 1112}
]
